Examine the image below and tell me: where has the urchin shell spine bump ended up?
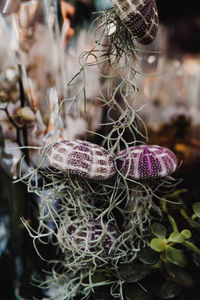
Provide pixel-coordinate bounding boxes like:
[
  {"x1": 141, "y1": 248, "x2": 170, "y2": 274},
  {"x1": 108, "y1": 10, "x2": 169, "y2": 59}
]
[
  {"x1": 110, "y1": 0, "x2": 159, "y2": 44},
  {"x1": 47, "y1": 139, "x2": 116, "y2": 180},
  {"x1": 117, "y1": 145, "x2": 178, "y2": 179}
]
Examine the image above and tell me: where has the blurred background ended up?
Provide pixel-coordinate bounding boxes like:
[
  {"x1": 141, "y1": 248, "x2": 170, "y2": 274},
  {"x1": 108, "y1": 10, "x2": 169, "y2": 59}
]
[{"x1": 1, "y1": 0, "x2": 200, "y2": 299}]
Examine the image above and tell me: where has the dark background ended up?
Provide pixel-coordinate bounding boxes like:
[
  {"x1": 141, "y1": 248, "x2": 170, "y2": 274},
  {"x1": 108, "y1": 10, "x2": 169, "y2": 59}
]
[
  {"x1": 157, "y1": 0, "x2": 200, "y2": 55},
  {"x1": 157, "y1": 0, "x2": 200, "y2": 23}
]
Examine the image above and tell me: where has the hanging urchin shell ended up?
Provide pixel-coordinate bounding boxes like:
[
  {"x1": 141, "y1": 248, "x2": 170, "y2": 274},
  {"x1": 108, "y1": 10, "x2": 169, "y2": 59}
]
[
  {"x1": 110, "y1": 0, "x2": 159, "y2": 45},
  {"x1": 57, "y1": 218, "x2": 118, "y2": 254},
  {"x1": 117, "y1": 145, "x2": 178, "y2": 179},
  {"x1": 47, "y1": 139, "x2": 116, "y2": 180}
]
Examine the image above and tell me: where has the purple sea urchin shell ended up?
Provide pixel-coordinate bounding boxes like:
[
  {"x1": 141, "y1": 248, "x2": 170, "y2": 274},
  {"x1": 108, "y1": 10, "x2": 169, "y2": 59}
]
[
  {"x1": 110, "y1": 0, "x2": 159, "y2": 44},
  {"x1": 57, "y1": 219, "x2": 118, "y2": 254},
  {"x1": 117, "y1": 145, "x2": 178, "y2": 179},
  {"x1": 47, "y1": 140, "x2": 116, "y2": 180}
]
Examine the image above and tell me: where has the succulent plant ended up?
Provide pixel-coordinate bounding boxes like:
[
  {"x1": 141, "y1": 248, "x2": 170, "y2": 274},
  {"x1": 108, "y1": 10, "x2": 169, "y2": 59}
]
[
  {"x1": 47, "y1": 139, "x2": 116, "y2": 180},
  {"x1": 117, "y1": 145, "x2": 178, "y2": 180},
  {"x1": 150, "y1": 216, "x2": 200, "y2": 268},
  {"x1": 87, "y1": 243, "x2": 196, "y2": 300}
]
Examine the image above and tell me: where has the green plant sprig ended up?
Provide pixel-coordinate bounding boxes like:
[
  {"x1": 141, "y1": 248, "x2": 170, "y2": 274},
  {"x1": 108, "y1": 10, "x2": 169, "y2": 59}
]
[{"x1": 150, "y1": 215, "x2": 200, "y2": 268}]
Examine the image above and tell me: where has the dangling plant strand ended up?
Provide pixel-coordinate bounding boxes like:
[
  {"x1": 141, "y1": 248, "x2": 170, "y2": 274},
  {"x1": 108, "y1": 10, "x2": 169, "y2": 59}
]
[{"x1": 91, "y1": 8, "x2": 138, "y2": 60}]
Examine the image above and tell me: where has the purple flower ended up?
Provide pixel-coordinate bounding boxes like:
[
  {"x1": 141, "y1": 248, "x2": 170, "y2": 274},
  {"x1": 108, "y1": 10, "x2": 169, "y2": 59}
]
[
  {"x1": 117, "y1": 145, "x2": 178, "y2": 179},
  {"x1": 47, "y1": 139, "x2": 116, "y2": 180},
  {"x1": 110, "y1": 0, "x2": 159, "y2": 44}
]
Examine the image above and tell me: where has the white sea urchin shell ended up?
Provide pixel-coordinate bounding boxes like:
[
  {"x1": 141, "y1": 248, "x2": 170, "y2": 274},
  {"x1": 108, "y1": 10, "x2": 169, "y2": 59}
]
[{"x1": 47, "y1": 139, "x2": 116, "y2": 180}]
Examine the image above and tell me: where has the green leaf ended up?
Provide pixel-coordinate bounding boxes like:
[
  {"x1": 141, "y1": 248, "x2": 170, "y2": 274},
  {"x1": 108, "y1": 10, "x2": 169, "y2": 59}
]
[
  {"x1": 166, "y1": 262, "x2": 194, "y2": 289},
  {"x1": 180, "y1": 229, "x2": 192, "y2": 239},
  {"x1": 183, "y1": 240, "x2": 200, "y2": 255},
  {"x1": 165, "y1": 246, "x2": 187, "y2": 267},
  {"x1": 91, "y1": 272, "x2": 107, "y2": 284},
  {"x1": 93, "y1": 285, "x2": 110, "y2": 300},
  {"x1": 151, "y1": 238, "x2": 166, "y2": 252},
  {"x1": 151, "y1": 223, "x2": 167, "y2": 239},
  {"x1": 193, "y1": 202, "x2": 200, "y2": 217},
  {"x1": 138, "y1": 247, "x2": 160, "y2": 265},
  {"x1": 168, "y1": 232, "x2": 185, "y2": 243},
  {"x1": 118, "y1": 264, "x2": 152, "y2": 282},
  {"x1": 157, "y1": 280, "x2": 182, "y2": 299},
  {"x1": 125, "y1": 284, "x2": 152, "y2": 300},
  {"x1": 168, "y1": 215, "x2": 179, "y2": 233}
]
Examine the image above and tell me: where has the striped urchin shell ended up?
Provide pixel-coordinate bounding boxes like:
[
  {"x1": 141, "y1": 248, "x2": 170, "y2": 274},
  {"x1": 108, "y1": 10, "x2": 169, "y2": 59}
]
[
  {"x1": 57, "y1": 219, "x2": 118, "y2": 254},
  {"x1": 110, "y1": 0, "x2": 159, "y2": 44},
  {"x1": 117, "y1": 145, "x2": 178, "y2": 179},
  {"x1": 47, "y1": 140, "x2": 116, "y2": 180}
]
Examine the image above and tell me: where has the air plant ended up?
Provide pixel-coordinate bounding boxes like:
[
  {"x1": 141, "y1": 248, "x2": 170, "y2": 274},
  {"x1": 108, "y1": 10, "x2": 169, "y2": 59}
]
[
  {"x1": 62, "y1": 0, "x2": 160, "y2": 155},
  {"x1": 20, "y1": 140, "x2": 180, "y2": 280},
  {"x1": 16, "y1": 1, "x2": 166, "y2": 292},
  {"x1": 20, "y1": 137, "x2": 152, "y2": 271},
  {"x1": 56, "y1": 217, "x2": 119, "y2": 270}
]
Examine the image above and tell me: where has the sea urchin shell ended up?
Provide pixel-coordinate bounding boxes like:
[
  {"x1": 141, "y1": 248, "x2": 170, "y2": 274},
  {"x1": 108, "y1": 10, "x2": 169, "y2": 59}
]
[
  {"x1": 117, "y1": 145, "x2": 178, "y2": 179},
  {"x1": 110, "y1": 0, "x2": 159, "y2": 44},
  {"x1": 47, "y1": 139, "x2": 116, "y2": 180},
  {"x1": 57, "y1": 218, "x2": 118, "y2": 254}
]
